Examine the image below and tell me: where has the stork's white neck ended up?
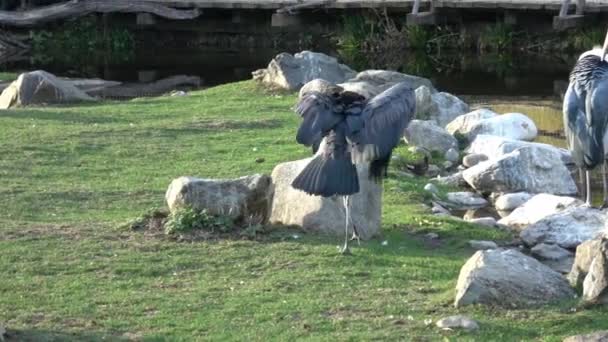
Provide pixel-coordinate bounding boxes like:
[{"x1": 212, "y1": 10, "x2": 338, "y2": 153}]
[{"x1": 579, "y1": 47, "x2": 604, "y2": 60}]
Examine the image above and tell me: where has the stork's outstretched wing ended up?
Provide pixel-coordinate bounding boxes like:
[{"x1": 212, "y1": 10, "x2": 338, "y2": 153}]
[
  {"x1": 294, "y1": 92, "x2": 342, "y2": 151},
  {"x1": 349, "y1": 82, "x2": 415, "y2": 164}
]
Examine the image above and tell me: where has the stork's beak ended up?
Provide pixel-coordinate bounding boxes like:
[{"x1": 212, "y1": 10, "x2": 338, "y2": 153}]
[{"x1": 602, "y1": 28, "x2": 608, "y2": 62}]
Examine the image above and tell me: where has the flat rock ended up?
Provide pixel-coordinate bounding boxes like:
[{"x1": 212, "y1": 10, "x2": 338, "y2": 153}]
[
  {"x1": 531, "y1": 243, "x2": 575, "y2": 274},
  {"x1": 165, "y1": 174, "x2": 272, "y2": 223},
  {"x1": 495, "y1": 192, "x2": 533, "y2": 212},
  {"x1": 462, "y1": 153, "x2": 488, "y2": 168},
  {"x1": 444, "y1": 192, "x2": 488, "y2": 210},
  {"x1": 498, "y1": 194, "x2": 581, "y2": 229},
  {"x1": 469, "y1": 240, "x2": 498, "y2": 250},
  {"x1": 462, "y1": 146, "x2": 578, "y2": 196},
  {"x1": 436, "y1": 315, "x2": 479, "y2": 331},
  {"x1": 467, "y1": 112, "x2": 538, "y2": 142},
  {"x1": 455, "y1": 248, "x2": 575, "y2": 308},
  {"x1": 0, "y1": 70, "x2": 95, "y2": 109},
  {"x1": 298, "y1": 78, "x2": 343, "y2": 98},
  {"x1": 341, "y1": 70, "x2": 435, "y2": 100},
  {"x1": 253, "y1": 51, "x2": 356, "y2": 91},
  {"x1": 468, "y1": 217, "x2": 498, "y2": 227},
  {"x1": 446, "y1": 108, "x2": 498, "y2": 137},
  {"x1": 520, "y1": 207, "x2": 606, "y2": 249},
  {"x1": 269, "y1": 157, "x2": 381, "y2": 240},
  {"x1": 466, "y1": 134, "x2": 572, "y2": 165},
  {"x1": 403, "y1": 120, "x2": 458, "y2": 154},
  {"x1": 564, "y1": 331, "x2": 608, "y2": 342}
]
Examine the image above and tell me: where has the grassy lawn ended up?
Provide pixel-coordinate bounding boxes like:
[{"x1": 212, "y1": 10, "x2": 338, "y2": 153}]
[{"x1": 1, "y1": 81, "x2": 606, "y2": 341}]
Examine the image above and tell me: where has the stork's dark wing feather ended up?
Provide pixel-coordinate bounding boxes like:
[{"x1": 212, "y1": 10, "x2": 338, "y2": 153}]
[
  {"x1": 294, "y1": 92, "x2": 342, "y2": 149},
  {"x1": 349, "y1": 82, "x2": 415, "y2": 163}
]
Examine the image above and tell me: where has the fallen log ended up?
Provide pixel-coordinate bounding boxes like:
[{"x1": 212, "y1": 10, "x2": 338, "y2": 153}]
[{"x1": 0, "y1": 0, "x2": 201, "y2": 27}]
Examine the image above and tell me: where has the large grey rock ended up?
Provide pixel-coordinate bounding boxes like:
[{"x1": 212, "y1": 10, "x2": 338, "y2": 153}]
[
  {"x1": 467, "y1": 113, "x2": 538, "y2": 142},
  {"x1": 466, "y1": 135, "x2": 572, "y2": 165},
  {"x1": 252, "y1": 51, "x2": 356, "y2": 91},
  {"x1": 338, "y1": 70, "x2": 434, "y2": 101},
  {"x1": 269, "y1": 157, "x2": 381, "y2": 240},
  {"x1": 570, "y1": 238, "x2": 605, "y2": 287},
  {"x1": 446, "y1": 108, "x2": 498, "y2": 137},
  {"x1": 531, "y1": 243, "x2": 575, "y2": 274},
  {"x1": 0, "y1": 70, "x2": 95, "y2": 109},
  {"x1": 462, "y1": 146, "x2": 578, "y2": 196},
  {"x1": 436, "y1": 315, "x2": 479, "y2": 331},
  {"x1": 427, "y1": 92, "x2": 470, "y2": 128},
  {"x1": 498, "y1": 194, "x2": 581, "y2": 229},
  {"x1": 298, "y1": 78, "x2": 343, "y2": 98},
  {"x1": 564, "y1": 331, "x2": 608, "y2": 342},
  {"x1": 520, "y1": 207, "x2": 606, "y2": 249},
  {"x1": 165, "y1": 175, "x2": 272, "y2": 223},
  {"x1": 494, "y1": 192, "x2": 533, "y2": 212},
  {"x1": 454, "y1": 249, "x2": 575, "y2": 308},
  {"x1": 403, "y1": 120, "x2": 458, "y2": 154}
]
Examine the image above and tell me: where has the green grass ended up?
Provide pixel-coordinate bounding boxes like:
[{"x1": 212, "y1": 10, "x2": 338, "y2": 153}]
[
  {"x1": 0, "y1": 72, "x2": 19, "y2": 82},
  {"x1": 0, "y1": 81, "x2": 605, "y2": 341}
]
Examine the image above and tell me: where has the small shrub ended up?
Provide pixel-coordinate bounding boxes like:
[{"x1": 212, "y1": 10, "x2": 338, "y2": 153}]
[
  {"x1": 479, "y1": 23, "x2": 514, "y2": 52},
  {"x1": 164, "y1": 207, "x2": 234, "y2": 235},
  {"x1": 120, "y1": 208, "x2": 168, "y2": 231}
]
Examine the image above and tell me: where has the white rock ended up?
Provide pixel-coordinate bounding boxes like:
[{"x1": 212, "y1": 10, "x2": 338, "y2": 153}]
[
  {"x1": 165, "y1": 174, "x2": 272, "y2": 222},
  {"x1": 467, "y1": 113, "x2": 538, "y2": 141},
  {"x1": 469, "y1": 240, "x2": 498, "y2": 250},
  {"x1": 403, "y1": 120, "x2": 458, "y2": 154},
  {"x1": 0, "y1": 70, "x2": 95, "y2": 109},
  {"x1": 252, "y1": 51, "x2": 356, "y2": 91},
  {"x1": 424, "y1": 183, "x2": 439, "y2": 194},
  {"x1": 494, "y1": 192, "x2": 533, "y2": 212},
  {"x1": 462, "y1": 146, "x2": 578, "y2": 196},
  {"x1": 340, "y1": 70, "x2": 435, "y2": 100},
  {"x1": 445, "y1": 192, "x2": 489, "y2": 210},
  {"x1": 444, "y1": 148, "x2": 460, "y2": 162},
  {"x1": 436, "y1": 315, "x2": 479, "y2": 331},
  {"x1": 269, "y1": 158, "x2": 381, "y2": 240},
  {"x1": 466, "y1": 135, "x2": 572, "y2": 165},
  {"x1": 520, "y1": 207, "x2": 607, "y2": 249},
  {"x1": 298, "y1": 78, "x2": 343, "y2": 98},
  {"x1": 445, "y1": 108, "x2": 498, "y2": 136},
  {"x1": 569, "y1": 238, "x2": 605, "y2": 287},
  {"x1": 454, "y1": 249, "x2": 575, "y2": 307},
  {"x1": 498, "y1": 194, "x2": 581, "y2": 229}
]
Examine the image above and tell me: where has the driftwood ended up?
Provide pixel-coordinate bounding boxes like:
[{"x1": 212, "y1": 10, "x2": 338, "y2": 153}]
[
  {"x1": 90, "y1": 75, "x2": 202, "y2": 98},
  {"x1": 0, "y1": 0, "x2": 202, "y2": 27}
]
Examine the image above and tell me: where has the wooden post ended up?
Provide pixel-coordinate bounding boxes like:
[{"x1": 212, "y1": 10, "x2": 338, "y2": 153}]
[
  {"x1": 559, "y1": 0, "x2": 570, "y2": 17},
  {"x1": 576, "y1": 0, "x2": 586, "y2": 15}
]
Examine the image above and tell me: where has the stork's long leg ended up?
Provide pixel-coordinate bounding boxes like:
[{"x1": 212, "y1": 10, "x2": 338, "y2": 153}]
[
  {"x1": 340, "y1": 196, "x2": 352, "y2": 255},
  {"x1": 585, "y1": 170, "x2": 593, "y2": 207},
  {"x1": 603, "y1": 161, "x2": 608, "y2": 208}
]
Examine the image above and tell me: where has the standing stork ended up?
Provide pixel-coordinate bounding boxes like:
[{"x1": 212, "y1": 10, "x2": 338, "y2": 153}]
[
  {"x1": 291, "y1": 82, "x2": 415, "y2": 254},
  {"x1": 563, "y1": 30, "x2": 608, "y2": 206}
]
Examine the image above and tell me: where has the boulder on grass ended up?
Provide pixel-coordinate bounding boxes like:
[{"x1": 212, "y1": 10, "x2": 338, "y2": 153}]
[
  {"x1": 426, "y1": 92, "x2": 470, "y2": 128},
  {"x1": 252, "y1": 51, "x2": 356, "y2": 91},
  {"x1": 165, "y1": 175, "x2": 272, "y2": 223},
  {"x1": 498, "y1": 194, "x2": 582, "y2": 230},
  {"x1": 466, "y1": 135, "x2": 572, "y2": 165},
  {"x1": 403, "y1": 120, "x2": 458, "y2": 154},
  {"x1": 454, "y1": 248, "x2": 575, "y2": 308},
  {"x1": 462, "y1": 146, "x2": 577, "y2": 196},
  {"x1": 446, "y1": 108, "x2": 498, "y2": 137},
  {"x1": 299, "y1": 79, "x2": 343, "y2": 98},
  {"x1": 269, "y1": 157, "x2": 381, "y2": 240},
  {"x1": 0, "y1": 70, "x2": 95, "y2": 109}
]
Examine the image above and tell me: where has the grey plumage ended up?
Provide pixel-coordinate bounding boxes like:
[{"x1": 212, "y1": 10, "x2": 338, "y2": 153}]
[
  {"x1": 564, "y1": 55, "x2": 608, "y2": 170},
  {"x1": 292, "y1": 82, "x2": 416, "y2": 197}
]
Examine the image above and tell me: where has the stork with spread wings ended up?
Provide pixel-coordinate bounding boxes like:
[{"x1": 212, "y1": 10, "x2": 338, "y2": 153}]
[{"x1": 291, "y1": 82, "x2": 416, "y2": 254}]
